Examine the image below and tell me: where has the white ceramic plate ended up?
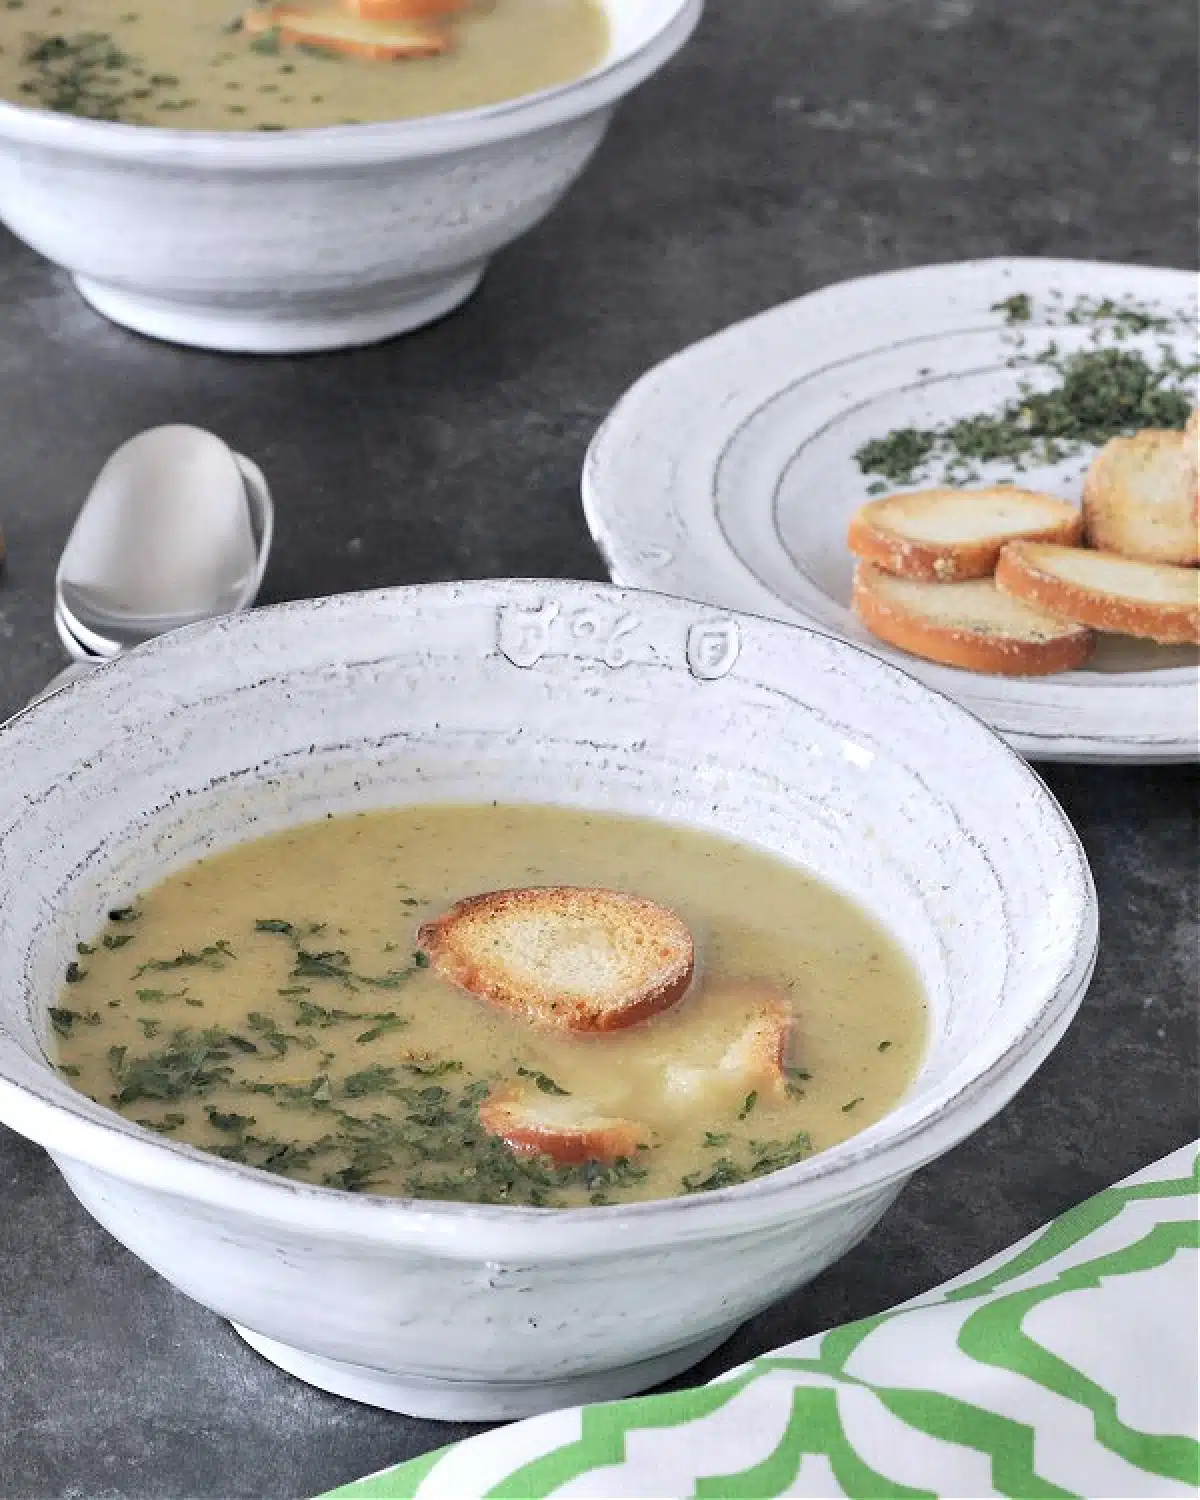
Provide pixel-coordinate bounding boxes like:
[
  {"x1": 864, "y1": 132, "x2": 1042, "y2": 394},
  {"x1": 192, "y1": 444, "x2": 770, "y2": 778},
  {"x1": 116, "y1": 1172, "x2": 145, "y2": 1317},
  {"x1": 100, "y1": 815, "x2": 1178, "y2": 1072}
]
[{"x1": 583, "y1": 258, "x2": 1199, "y2": 763}]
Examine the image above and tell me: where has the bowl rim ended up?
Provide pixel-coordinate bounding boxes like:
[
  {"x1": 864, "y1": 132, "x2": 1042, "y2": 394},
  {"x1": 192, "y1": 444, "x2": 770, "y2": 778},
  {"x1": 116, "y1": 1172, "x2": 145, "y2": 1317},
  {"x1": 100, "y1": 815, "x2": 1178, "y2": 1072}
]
[
  {"x1": 0, "y1": 0, "x2": 703, "y2": 166},
  {"x1": 0, "y1": 579, "x2": 1098, "y2": 1255}
]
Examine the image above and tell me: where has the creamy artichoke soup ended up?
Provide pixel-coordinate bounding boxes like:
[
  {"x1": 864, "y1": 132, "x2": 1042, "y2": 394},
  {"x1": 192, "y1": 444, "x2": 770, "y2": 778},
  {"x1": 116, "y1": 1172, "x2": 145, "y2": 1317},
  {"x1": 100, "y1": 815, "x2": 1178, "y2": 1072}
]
[
  {"x1": 0, "y1": 0, "x2": 608, "y2": 130},
  {"x1": 54, "y1": 805, "x2": 926, "y2": 1207}
]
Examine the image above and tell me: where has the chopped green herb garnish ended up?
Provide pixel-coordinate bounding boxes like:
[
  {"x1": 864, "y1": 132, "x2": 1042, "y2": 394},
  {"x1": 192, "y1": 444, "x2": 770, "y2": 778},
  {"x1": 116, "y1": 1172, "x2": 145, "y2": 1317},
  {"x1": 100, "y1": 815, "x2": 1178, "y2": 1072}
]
[
  {"x1": 877, "y1": 1040, "x2": 892, "y2": 1052},
  {"x1": 841, "y1": 1097, "x2": 863, "y2": 1113},
  {"x1": 64, "y1": 961, "x2": 85, "y2": 983},
  {"x1": 342, "y1": 1064, "x2": 398, "y2": 1098},
  {"x1": 103, "y1": 933, "x2": 134, "y2": 950},
  {"x1": 1064, "y1": 295, "x2": 1174, "y2": 334},
  {"x1": 108, "y1": 906, "x2": 138, "y2": 922},
  {"x1": 991, "y1": 292, "x2": 1032, "y2": 324},
  {"x1": 738, "y1": 1090, "x2": 758, "y2": 1120},
  {"x1": 682, "y1": 1157, "x2": 746, "y2": 1193},
  {"x1": 132, "y1": 941, "x2": 233, "y2": 978},
  {"x1": 49, "y1": 1006, "x2": 92, "y2": 1036},
  {"x1": 683, "y1": 1129, "x2": 813, "y2": 1193},
  {"x1": 856, "y1": 340, "x2": 1195, "y2": 486},
  {"x1": 254, "y1": 923, "x2": 419, "y2": 991},
  {"x1": 702, "y1": 1131, "x2": 730, "y2": 1147},
  {"x1": 517, "y1": 1067, "x2": 569, "y2": 1096},
  {"x1": 355, "y1": 1013, "x2": 409, "y2": 1043},
  {"x1": 747, "y1": 1131, "x2": 813, "y2": 1175},
  {"x1": 855, "y1": 428, "x2": 936, "y2": 486},
  {"x1": 404, "y1": 1059, "x2": 461, "y2": 1077},
  {"x1": 108, "y1": 1029, "x2": 238, "y2": 1105}
]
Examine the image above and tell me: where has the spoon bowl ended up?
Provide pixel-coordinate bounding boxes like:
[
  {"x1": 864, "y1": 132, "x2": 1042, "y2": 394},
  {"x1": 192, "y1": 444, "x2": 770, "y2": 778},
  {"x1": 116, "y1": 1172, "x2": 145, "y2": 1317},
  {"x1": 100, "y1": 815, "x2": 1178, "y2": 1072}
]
[{"x1": 55, "y1": 429, "x2": 274, "y2": 658}]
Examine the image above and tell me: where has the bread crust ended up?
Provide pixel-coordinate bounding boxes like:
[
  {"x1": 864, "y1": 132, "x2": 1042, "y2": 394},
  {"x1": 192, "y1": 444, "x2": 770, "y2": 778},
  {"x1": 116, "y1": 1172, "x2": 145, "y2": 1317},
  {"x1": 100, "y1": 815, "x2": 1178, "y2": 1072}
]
[
  {"x1": 242, "y1": 5, "x2": 450, "y2": 57},
  {"x1": 852, "y1": 565, "x2": 1095, "y2": 675},
  {"x1": 996, "y1": 542, "x2": 1200, "y2": 646},
  {"x1": 341, "y1": 0, "x2": 464, "y2": 17},
  {"x1": 418, "y1": 886, "x2": 695, "y2": 1034},
  {"x1": 478, "y1": 1088, "x2": 646, "y2": 1165},
  {"x1": 848, "y1": 487, "x2": 1083, "y2": 582}
]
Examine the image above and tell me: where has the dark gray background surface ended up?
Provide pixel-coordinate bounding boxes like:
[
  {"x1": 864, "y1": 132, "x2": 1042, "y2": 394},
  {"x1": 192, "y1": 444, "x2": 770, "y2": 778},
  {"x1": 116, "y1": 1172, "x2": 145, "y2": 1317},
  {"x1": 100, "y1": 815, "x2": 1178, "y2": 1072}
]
[{"x1": 0, "y1": 0, "x2": 1197, "y2": 1495}]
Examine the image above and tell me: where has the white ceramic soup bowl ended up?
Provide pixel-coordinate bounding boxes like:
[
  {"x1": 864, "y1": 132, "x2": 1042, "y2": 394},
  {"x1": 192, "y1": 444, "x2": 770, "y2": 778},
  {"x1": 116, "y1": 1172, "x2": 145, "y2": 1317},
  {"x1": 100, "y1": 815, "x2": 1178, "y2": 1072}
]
[
  {"x1": 0, "y1": 0, "x2": 700, "y2": 353},
  {"x1": 0, "y1": 580, "x2": 1096, "y2": 1420}
]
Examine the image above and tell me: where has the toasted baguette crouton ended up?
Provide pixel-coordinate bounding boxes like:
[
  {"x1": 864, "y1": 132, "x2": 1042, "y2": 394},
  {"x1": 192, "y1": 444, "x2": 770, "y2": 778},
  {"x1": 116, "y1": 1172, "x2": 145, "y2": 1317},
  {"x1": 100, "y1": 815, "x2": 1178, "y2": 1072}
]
[
  {"x1": 996, "y1": 541, "x2": 1200, "y2": 645},
  {"x1": 341, "y1": 0, "x2": 466, "y2": 19},
  {"x1": 242, "y1": 5, "x2": 449, "y2": 57},
  {"x1": 852, "y1": 563, "x2": 1095, "y2": 675},
  {"x1": 1082, "y1": 429, "x2": 1199, "y2": 566},
  {"x1": 418, "y1": 887, "x2": 695, "y2": 1034},
  {"x1": 663, "y1": 982, "x2": 793, "y2": 1106},
  {"x1": 479, "y1": 1087, "x2": 647, "y2": 1165},
  {"x1": 848, "y1": 487, "x2": 1083, "y2": 582},
  {"x1": 720, "y1": 993, "x2": 791, "y2": 1096}
]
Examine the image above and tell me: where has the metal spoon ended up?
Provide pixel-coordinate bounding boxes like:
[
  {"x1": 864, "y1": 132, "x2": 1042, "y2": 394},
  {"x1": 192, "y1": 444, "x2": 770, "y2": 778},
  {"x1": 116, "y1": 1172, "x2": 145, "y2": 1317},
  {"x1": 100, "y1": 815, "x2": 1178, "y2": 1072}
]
[
  {"x1": 26, "y1": 426, "x2": 273, "y2": 707},
  {"x1": 55, "y1": 426, "x2": 273, "y2": 659}
]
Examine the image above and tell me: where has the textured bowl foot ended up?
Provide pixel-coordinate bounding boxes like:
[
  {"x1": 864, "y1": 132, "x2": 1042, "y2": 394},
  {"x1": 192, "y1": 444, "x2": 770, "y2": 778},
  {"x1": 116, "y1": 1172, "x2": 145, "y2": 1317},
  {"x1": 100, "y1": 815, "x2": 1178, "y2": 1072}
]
[
  {"x1": 71, "y1": 263, "x2": 487, "y2": 353},
  {"x1": 232, "y1": 1323, "x2": 735, "y2": 1419}
]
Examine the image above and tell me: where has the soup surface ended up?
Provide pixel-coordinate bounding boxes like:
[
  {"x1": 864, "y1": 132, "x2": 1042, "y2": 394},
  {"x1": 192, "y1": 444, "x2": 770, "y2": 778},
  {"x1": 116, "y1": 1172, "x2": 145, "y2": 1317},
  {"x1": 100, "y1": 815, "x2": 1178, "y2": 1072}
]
[
  {"x1": 0, "y1": 0, "x2": 608, "y2": 129},
  {"x1": 54, "y1": 804, "x2": 926, "y2": 1207}
]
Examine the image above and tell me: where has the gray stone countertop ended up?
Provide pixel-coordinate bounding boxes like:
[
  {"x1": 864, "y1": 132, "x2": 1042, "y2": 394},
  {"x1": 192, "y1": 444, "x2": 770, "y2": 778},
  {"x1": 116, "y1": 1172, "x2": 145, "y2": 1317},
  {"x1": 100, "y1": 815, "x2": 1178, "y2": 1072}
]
[{"x1": 0, "y1": 0, "x2": 1196, "y2": 1494}]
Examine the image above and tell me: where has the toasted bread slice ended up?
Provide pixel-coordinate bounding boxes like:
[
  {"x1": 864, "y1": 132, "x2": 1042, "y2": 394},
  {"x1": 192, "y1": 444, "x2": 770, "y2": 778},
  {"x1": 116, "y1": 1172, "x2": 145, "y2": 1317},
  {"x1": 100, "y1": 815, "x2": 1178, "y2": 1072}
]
[
  {"x1": 1082, "y1": 429, "x2": 1199, "y2": 566},
  {"x1": 848, "y1": 487, "x2": 1083, "y2": 582},
  {"x1": 996, "y1": 541, "x2": 1200, "y2": 645},
  {"x1": 242, "y1": 5, "x2": 449, "y2": 57},
  {"x1": 853, "y1": 563, "x2": 1095, "y2": 675},
  {"x1": 341, "y1": 0, "x2": 466, "y2": 19},
  {"x1": 479, "y1": 1087, "x2": 647, "y2": 1165},
  {"x1": 662, "y1": 983, "x2": 793, "y2": 1107},
  {"x1": 418, "y1": 887, "x2": 695, "y2": 1034}
]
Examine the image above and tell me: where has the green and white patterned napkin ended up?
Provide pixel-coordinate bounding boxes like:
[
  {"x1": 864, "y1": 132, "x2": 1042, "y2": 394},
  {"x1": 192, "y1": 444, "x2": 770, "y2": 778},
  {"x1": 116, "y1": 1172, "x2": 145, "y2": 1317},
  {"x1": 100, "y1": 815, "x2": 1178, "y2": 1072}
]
[{"x1": 322, "y1": 1143, "x2": 1199, "y2": 1499}]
